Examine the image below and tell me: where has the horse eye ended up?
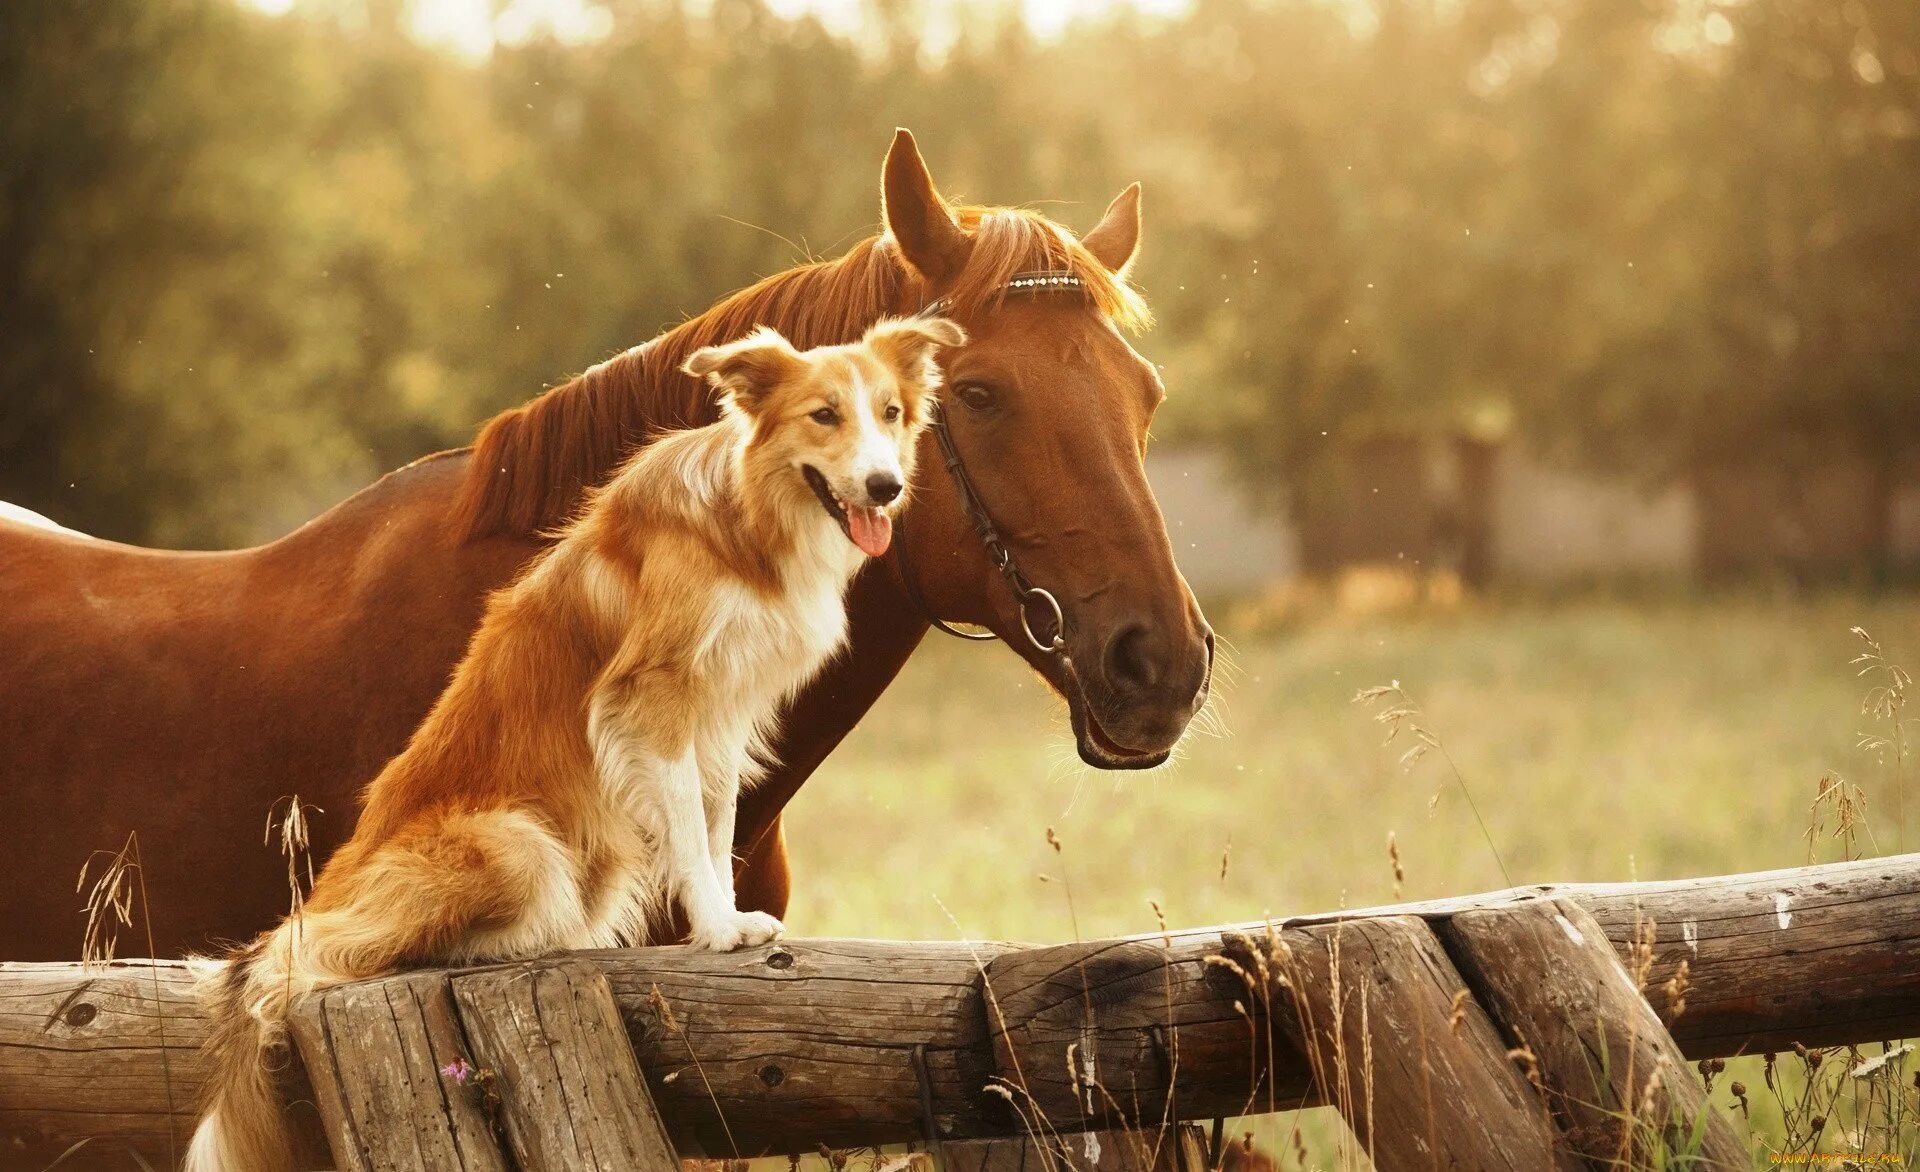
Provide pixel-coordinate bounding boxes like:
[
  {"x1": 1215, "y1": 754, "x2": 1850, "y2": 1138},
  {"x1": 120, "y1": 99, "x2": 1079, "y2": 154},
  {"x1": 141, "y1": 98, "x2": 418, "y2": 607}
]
[
  {"x1": 883, "y1": 404, "x2": 901, "y2": 422},
  {"x1": 954, "y1": 383, "x2": 995, "y2": 412},
  {"x1": 810, "y1": 407, "x2": 839, "y2": 426}
]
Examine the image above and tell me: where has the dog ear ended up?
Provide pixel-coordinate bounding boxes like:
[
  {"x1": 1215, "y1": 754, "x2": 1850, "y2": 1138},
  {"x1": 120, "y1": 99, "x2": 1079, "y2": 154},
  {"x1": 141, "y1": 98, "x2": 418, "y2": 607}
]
[
  {"x1": 683, "y1": 327, "x2": 803, "y2": 416},
  {"x1": 864, "y1": 316, "x2": 966, "y2": 387}
]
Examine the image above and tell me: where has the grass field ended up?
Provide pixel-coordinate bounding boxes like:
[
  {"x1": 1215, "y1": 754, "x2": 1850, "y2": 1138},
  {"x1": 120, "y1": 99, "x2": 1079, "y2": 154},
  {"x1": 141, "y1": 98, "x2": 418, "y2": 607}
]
[
  {"x1": 779, "y1": 590, "x2": 1920, "y2": 1168},
  {"x1": 789, "y1": 591, "x2": 1917, "y2": 943}
]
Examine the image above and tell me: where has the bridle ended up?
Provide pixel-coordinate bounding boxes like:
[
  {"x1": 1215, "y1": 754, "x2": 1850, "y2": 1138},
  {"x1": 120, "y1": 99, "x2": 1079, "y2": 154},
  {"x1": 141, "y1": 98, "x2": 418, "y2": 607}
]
[{"x1": 891, "y1": 271, "x2": 1085, "y2": 670}]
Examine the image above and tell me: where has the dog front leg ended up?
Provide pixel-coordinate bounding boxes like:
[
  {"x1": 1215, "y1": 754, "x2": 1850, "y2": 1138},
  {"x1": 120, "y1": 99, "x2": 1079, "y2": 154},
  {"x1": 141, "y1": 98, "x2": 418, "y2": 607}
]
[
  {"x1": 655, "y1": 748, "x2": 781, "y2": 952},
  {"x1": 700, "y1": 747, "x2": 749, "y2": 906},
  {"x1": 593, "y1": 664, "x2": 780, "y2": 953}
]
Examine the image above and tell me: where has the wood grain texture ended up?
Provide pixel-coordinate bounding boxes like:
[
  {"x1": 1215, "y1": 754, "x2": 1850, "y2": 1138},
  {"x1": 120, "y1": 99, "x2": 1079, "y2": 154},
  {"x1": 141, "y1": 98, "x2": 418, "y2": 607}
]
[
  {"x1": 285, "y1": 969, "x2": 509, "y2": 1172},
  {"x1": 1227, "y1": 918, "x2": 1585, "y2": 1172},
  {"x1": 1270, "y1": 854, "x2": 1920, "y2": 1056},
  {"x1": 4, "y1": 853, "x2": 1916, "y2": 1166},
  {"x1": 985, "y1": 934, "x2": 1271, "y2": 1131},
  {"x1": 599, "y1": 938, "x2": 1018, "y2": 1154},
  {"x1": 941, "y1": 1124, "x2": 1210, "y2": 1172},
  {"x1": 451, "y1": 959, "x2": 677, "y2": 1172},
  {"x1": 0, "y1": 959, "x2": 203, "y2": 1171},
  {"x1": 1443, "y1": 899, "x2": 1749, "y2": 1171}
]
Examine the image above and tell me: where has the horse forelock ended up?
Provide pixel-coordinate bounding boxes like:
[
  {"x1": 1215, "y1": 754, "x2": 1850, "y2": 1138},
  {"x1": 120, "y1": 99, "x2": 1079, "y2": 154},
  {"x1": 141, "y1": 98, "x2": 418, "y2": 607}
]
[{"x1": 452, "y1": 205, "x2": 1148, "y2": 542}]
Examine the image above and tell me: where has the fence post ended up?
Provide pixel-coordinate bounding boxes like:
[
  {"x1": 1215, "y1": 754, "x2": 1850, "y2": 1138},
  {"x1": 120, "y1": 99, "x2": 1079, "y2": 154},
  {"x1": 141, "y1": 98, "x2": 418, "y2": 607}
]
[
  {"x1": 1224, "y1": 916, "x2": 1586, "y2": 1172},
  {"x1": 1442, "y1": 898, "x2": 1749, "y2": 1171},
  {"x1": 285, "y1": 969, "x2": 510, "y2": 1172},
  {"x1": 451, "y1": 958, "x2": 680, "y2": 1172}
]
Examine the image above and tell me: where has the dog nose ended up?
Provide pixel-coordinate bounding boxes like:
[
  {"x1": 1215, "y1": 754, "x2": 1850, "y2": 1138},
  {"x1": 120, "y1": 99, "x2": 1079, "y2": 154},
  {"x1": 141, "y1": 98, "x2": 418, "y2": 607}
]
[
  {"x1": 865, "y1": 473, "x2": 902, "y2": 505},
  {"x1": 1103, "y1": 621, "x2": 1169, "y2": 694}
]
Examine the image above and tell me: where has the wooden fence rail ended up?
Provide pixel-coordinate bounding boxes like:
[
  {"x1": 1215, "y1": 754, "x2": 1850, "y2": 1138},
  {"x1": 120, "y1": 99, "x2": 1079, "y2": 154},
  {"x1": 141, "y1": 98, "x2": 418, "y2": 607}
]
[{"x1": 3, "y1": 853, "x2": 1917, "y2": 1168}]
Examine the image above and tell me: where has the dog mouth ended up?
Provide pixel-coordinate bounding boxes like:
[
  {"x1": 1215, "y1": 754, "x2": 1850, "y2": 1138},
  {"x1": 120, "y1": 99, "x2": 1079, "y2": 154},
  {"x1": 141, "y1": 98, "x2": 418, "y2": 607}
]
[{"x1": 801, "y1": 465, "x2": 892, "y2": 558}]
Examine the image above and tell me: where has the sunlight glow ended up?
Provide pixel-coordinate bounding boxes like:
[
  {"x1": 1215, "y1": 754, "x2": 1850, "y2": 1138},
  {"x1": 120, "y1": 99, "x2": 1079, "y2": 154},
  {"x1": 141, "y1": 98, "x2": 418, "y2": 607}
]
[{"x1": 241, "y1": 0, "x2": 1195, "y2": 59}]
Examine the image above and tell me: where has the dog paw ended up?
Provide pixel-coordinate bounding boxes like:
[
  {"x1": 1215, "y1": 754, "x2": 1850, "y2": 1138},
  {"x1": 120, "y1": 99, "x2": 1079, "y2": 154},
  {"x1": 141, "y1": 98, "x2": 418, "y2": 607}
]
[{"x1": 689, "y1": 910, "x2": 785, "y2": 952}]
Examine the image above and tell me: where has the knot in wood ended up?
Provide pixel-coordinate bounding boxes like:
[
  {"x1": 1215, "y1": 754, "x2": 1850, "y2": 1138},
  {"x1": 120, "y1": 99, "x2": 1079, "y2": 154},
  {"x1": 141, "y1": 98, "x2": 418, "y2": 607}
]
[
  {"x1": 757, "y1": 1063, "x2": 786, "y2": 1088},
  {"x1": 64, "y1": 1002, "x2": 97, "y2": 1028},
  {"x1": 765, "y1": 947, "x2": 795, "y2": 970}
]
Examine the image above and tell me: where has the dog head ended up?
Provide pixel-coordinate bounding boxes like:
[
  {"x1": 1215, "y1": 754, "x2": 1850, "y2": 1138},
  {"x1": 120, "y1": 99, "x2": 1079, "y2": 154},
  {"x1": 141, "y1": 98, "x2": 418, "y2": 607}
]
[{"x1": 684, "y1": 316, "x2": 965, "y2": 558}]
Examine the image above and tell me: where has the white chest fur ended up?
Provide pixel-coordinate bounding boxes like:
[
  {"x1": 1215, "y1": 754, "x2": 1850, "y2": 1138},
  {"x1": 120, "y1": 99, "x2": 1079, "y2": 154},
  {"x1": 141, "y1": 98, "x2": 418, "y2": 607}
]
[{"x1": 696, "y1": 567, "x2": 850, "y2": 703}]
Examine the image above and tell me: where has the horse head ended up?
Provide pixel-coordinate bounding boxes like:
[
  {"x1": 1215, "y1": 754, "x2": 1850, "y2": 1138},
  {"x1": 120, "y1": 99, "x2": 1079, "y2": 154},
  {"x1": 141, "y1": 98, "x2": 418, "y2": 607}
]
[{"x1": 879, "y1": 131, "x2": 1215, "y2": 768}]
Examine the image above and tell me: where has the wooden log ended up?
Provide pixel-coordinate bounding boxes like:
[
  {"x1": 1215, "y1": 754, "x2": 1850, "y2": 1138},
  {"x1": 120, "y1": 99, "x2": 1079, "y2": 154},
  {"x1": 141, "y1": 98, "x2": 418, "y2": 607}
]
[
  {"x1": 5, "y1": 853, "x2": 1918, "y2": 1165},
  {"x1": 0, "y1": 959, "x2": 202, "y2": 1169},
  {"x1": 982, "y1": 936, "x2": 1236, "y2": 1133},
  {"x1": 450, "y1": 959, "x2": 677, "y2": 1172},
  {"x1": 983, "y1": 916, "x2": 1588, "y2": 1170},
  {"x1": 285, "y1": 970, "x2": 509, "y2": 1172},
  {"x1": 599, "y1": 938, "x2": 1017, "y2": 1154},
  {"x1": 1560, "y1": 861, "x2": 1920, "y2": 1055},
  {"x1": 1442, "y1": 899, "x2": 1749, "y2": 1171},
  {"x1": 941, "y1": 1123, "x2": 1210, "y2": 1172},
  {"x1": 1232, "y1": 918, "x2": 1584, "y2": 1172}
]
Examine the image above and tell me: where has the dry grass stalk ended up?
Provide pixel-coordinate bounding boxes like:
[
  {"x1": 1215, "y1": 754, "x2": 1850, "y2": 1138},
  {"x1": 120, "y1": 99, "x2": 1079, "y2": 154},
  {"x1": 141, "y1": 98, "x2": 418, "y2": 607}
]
[
  {"x1": 264, "y1": 795, "x2": 319, "y2": 1012},
  {"x1": 1662, "y1": 959, "x2": 1690, "y2": 1022},
  {"x1": 1805, "y1": 772, "x2": 1875, "y2": 864},
  {"x1": 1354, "y1": 680, "x2": 1511, "y2": 886},
  {"x1": 645, "y1": 982, "x2": 739, "y2": 1160},
  {"x1": 74, "y1": 831, "x2": 178, "y2": 1167},
  {"x1": 1853, "y1": 626, "x2": 1912, "y2": 852}
]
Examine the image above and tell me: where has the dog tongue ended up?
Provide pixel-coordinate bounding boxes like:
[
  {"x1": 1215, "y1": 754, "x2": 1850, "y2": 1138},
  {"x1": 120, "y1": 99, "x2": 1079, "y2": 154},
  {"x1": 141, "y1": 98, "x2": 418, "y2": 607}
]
[{"x1": 847, "y1": 506, "x2": 892, "y2": 557}]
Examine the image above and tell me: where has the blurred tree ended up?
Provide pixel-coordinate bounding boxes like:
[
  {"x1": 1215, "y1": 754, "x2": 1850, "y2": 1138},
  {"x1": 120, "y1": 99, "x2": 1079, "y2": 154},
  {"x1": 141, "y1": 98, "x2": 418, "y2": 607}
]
[{"x1": 0, "y1": 0, "x2": 1913, "y2": 564}]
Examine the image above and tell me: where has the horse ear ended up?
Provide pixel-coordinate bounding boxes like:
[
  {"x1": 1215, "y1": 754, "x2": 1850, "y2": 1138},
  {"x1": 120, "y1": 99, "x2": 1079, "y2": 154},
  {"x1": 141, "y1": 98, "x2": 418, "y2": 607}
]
[
  {"x1": 683, "y1": 327, "x2": 802, "y2": 415},
  {"x1": 882, "y1": 129, "x2": 968, "y2": 284},
  {"x1": 1081, "y1": 182, "x2": 1142, "y2": 275}
]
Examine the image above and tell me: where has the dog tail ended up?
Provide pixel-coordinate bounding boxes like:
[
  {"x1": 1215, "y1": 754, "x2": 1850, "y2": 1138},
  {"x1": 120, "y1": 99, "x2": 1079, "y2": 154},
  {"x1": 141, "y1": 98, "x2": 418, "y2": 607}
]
[{"x1": 185, "y1": 928, "x2": 302, "y2": 1172}]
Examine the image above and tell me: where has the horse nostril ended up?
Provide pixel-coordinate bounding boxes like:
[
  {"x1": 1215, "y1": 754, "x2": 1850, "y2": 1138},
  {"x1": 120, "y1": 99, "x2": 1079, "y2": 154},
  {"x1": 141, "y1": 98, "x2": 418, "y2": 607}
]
[
  {"x1": 865, "y1": 473, "x2": 902, "y2": 505},
  {"x1": 1104, "y1": 622, "x2": 1166, "y2": 693}
]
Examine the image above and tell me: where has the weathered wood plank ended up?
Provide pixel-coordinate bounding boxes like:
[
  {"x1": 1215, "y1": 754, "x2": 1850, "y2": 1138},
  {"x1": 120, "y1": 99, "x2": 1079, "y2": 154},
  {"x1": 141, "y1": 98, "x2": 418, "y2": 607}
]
[
  {"x1": 1242, "y1": 918, "x2": 1584, "y2": 1172},
  {"x1": 1443, "y1": 899, "x2": 1749, "y2": 1171},
  {"x1": 451, "y1": 959, "x2": 677, "y2": 1172},
  {"x1": 941, "y1": 1123, "x2": 1210, "y2": 1172},
  {"x1": 285, "y1": 969, "x2": 509, "y2": 1172},
  {"x1": 4, "y1": 853, "x2": 1916, "y2": 1166},
  {"x1": 600, "y1": 938, "x2": 1018, "y2": 1154},
  {"x1": 0, "y1": 959, "x2": 202, "y2": 1169},
  {"x1": 1282, "y1": 854, "x2": 1920, "y2": 1054}
]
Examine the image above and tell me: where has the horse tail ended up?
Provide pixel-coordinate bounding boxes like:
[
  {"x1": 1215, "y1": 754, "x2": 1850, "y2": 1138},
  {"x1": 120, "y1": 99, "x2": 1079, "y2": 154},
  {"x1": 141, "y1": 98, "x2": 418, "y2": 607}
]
[{"x1": 184, "y1": 928, "x2": 303, "y2": 1172}]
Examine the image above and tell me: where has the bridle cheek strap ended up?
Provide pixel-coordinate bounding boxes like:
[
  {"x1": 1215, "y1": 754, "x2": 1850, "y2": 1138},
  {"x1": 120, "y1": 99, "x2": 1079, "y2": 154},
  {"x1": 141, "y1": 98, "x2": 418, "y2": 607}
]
[{"x1": 890, "y1": 271, "x2": 1083, "y2": 665}]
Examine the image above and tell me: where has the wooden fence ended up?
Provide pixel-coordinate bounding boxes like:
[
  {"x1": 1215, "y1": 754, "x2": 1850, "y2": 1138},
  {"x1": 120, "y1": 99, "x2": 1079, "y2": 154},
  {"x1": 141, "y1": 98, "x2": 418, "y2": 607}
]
[{"x1": 2, "y1": 853, "x2": 1917, "y2": 1170}]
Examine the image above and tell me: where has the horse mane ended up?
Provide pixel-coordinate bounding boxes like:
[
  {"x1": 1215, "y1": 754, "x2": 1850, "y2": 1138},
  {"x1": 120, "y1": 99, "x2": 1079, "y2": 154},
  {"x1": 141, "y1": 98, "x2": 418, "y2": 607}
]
[{"x1": 452, "y1": 206, "x2": 1151, "y2": 541}]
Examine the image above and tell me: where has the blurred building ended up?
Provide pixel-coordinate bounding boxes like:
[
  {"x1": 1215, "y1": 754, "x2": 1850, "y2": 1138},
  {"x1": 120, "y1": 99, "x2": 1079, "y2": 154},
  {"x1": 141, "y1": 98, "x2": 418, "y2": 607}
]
[
  {"x1": 1146, "y1": 442, "x2": 1920, "y2": 594},
  {"x1": 1146, "y1": 447, "x2": 1299, "y2": 595}
]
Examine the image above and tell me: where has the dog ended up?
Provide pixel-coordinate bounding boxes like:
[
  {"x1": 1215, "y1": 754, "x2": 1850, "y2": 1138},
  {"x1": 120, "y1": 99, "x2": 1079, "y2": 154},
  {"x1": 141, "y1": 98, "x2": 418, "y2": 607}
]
[{"x1": 184, "y1": 314, "x2": 964, "y2": 1171}]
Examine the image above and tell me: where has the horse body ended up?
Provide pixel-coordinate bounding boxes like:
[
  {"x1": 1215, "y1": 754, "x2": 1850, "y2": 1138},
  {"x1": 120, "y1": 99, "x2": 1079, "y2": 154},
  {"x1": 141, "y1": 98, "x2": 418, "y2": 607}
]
[
  {"x1": 1, "y1": 456, "x2": 529, "y2": 955},
  {"x1": 1, "y1": 131, "x2": 1212, "y2": 961}
]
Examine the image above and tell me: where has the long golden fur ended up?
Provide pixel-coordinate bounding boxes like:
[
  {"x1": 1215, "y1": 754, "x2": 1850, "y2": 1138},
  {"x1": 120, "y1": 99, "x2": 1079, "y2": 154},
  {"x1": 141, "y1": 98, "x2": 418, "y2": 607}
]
[{"x1": 183, "y1": 315, "x2": 964, "y2": 1172}]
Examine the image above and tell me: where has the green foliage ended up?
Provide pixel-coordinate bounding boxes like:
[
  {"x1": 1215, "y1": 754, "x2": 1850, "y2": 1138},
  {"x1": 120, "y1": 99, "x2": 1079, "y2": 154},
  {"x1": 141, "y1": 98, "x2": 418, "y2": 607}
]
[{"x1": 1, "y1": 0, "x2": 1915, "y2": 546}]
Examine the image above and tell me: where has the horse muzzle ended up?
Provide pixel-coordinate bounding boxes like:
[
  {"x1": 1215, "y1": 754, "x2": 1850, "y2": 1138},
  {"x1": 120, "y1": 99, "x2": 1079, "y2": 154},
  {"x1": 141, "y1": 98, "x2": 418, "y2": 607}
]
[{"x1": 1067, "y1": 626, "x2": 1214, "y2": 770}]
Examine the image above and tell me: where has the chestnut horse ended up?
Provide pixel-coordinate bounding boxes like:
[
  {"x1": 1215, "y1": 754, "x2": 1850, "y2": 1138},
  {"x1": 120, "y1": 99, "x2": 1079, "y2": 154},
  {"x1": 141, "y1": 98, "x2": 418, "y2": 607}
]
[{"x1": 0, "y1": 131, "x2": 1212, "y2": 960}]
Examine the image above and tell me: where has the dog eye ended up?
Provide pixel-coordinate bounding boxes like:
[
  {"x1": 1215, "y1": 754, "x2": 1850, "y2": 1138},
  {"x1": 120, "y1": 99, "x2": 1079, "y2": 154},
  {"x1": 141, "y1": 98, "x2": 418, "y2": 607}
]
[
  {"x1": 810, "y1": 407, "x2": 839, "y2": 426},
  {"x1": 953, "y1": 383, "x2": 995, "y2": 412},
  {"x1": 883, "y1": 404, "x2": 901, "y2": 422}
]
